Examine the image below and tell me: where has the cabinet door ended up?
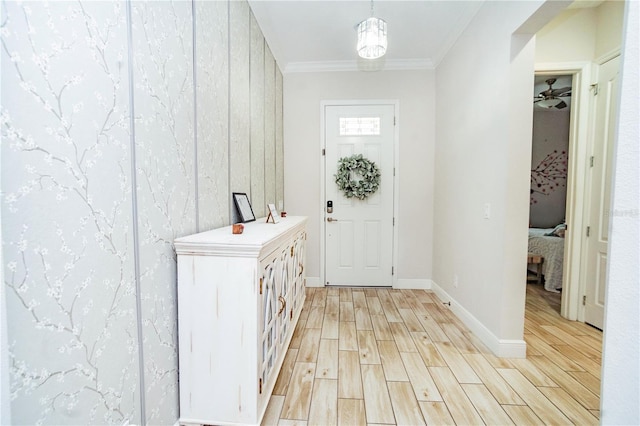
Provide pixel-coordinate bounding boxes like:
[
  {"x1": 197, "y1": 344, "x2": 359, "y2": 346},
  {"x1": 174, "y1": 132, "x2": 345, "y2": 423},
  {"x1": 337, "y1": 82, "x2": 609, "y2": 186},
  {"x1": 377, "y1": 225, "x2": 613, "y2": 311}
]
[
  {"x1": 278, "y1": 246, "x2": 291, "y2": 345},
  {"x1": 291, "y1": 231, "x2": 306, "y2": 316},
  {"x1": 259, "y1": 254, "x2": 279, "y2": 389}
]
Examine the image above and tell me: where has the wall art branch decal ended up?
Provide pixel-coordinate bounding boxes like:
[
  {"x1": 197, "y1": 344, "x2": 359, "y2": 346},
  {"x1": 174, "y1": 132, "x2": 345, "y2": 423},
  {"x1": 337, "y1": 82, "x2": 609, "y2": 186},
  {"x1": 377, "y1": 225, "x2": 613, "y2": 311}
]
[{"x1": 530, "y1": 150, "x2": 568, "y2": 205}]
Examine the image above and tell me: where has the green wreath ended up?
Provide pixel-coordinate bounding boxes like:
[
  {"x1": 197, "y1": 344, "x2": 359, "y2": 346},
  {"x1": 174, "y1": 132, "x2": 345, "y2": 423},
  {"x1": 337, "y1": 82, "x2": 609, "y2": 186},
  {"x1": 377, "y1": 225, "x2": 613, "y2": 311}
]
[{"x1": 334, "y1": 154, "x2": 381, "y2": 200}]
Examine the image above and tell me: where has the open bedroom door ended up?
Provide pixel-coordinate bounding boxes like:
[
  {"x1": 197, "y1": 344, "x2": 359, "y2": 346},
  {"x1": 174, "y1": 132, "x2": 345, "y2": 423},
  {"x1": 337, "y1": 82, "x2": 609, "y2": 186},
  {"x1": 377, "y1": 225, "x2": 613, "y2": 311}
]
[{"x1": 584, "y1": 56, "x2": 620, "y2": 330}]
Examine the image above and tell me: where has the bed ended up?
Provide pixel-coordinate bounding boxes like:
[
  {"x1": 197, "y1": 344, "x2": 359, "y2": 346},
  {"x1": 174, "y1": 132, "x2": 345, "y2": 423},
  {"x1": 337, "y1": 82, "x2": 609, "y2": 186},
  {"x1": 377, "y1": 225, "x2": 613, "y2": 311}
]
[{"x1": 528, "y1": 227, "x2": 565, "y2": 292}]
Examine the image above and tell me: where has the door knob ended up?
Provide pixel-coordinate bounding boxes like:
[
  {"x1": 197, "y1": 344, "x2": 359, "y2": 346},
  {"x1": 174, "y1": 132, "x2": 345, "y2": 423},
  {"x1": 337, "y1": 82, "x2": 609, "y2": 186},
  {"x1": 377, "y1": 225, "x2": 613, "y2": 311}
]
[{"x1": 327, "y1": 217, "x2": 338, "y2": 222}]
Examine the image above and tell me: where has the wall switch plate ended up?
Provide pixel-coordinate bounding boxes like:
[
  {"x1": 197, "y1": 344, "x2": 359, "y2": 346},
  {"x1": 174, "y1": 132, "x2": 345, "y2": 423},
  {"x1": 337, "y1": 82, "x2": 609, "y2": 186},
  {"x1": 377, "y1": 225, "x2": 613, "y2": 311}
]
[
  {"x1": 483, "y1": 203, "x2": 491, "y2": 219},
  {"x1": 453, "y1": 274, "x2": 459, "y2": 288}
]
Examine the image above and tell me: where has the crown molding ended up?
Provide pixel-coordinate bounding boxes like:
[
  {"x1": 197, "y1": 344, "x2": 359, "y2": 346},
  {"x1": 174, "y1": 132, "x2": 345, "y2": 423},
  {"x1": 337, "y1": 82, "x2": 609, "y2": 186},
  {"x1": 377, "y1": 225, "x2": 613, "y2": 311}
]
[{"x1": 283, "y1": 58, "x2": 434, "y2": 74}]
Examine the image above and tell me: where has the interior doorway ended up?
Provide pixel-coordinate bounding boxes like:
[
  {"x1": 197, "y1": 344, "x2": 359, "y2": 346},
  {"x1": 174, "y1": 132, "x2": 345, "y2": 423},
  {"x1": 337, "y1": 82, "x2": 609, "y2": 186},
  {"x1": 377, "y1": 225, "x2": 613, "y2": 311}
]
[
  {"x1": 531, "y1": 56, "x2": 620, "y2": 329},
  {"x1": 528, "y1": 74, "x2": 573, "y2": 300},
  {"x1": 530, "y1": 64, "x2": 590, "y2": 322}
]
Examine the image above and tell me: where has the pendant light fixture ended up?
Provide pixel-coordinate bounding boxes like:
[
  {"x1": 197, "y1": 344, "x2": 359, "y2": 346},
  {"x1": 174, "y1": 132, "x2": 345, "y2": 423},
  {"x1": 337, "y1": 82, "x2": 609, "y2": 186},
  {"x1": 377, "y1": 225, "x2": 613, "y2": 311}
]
[{"x1": 356, "y1": 0, "x2": 387, "y2": 59}]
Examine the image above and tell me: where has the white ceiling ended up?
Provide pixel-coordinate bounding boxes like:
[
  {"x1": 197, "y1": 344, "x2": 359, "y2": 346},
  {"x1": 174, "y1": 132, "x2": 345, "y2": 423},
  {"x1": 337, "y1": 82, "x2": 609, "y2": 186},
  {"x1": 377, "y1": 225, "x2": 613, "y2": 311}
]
[
  {"x1": 248, "y1": 0, "x2": 604, "y2": 73},
  {"x1": 248, "y1": 0, "x2": 485, "y2": 73}
]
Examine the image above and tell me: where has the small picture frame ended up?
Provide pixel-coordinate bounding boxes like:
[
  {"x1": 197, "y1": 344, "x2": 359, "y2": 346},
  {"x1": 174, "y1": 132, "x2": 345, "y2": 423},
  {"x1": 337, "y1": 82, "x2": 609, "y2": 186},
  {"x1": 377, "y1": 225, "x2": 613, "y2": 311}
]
[
  {"x1": 266, "y1": 203, "x2": 280, "y2": 224},
  {"x1": 232, "y1": 192, "x2": 256, "y2": 223}
]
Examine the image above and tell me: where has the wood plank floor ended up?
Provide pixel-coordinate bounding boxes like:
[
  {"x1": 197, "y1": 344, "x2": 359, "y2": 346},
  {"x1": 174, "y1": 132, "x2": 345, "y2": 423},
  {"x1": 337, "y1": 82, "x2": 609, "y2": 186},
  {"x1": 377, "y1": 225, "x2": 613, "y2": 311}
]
[{"x1": 263, "y1": 284, "x2": 602, "y2": 425}]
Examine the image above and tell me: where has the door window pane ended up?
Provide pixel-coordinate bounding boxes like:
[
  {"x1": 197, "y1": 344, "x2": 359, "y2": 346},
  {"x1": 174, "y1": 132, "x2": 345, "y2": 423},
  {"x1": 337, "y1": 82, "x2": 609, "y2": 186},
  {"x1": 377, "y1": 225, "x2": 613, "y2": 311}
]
[{"x1": 339, "y1": 117, "x2": 381, "y2": 136}]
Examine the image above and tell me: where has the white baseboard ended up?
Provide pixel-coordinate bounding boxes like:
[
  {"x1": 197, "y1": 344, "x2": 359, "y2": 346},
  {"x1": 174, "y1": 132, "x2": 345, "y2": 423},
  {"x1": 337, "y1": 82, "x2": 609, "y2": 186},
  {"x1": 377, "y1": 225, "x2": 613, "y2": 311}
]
[
  {"x1": 306, "y1": 278, "x2": 432, "y2": 290},
  {"x1": 305, "y1": 277, "x2": 323, "y2": 288},
  {"x1": 430, "y1": 281, "x2": 527, "y2": 358},
  {"x1": 394, "y1": 278, "x2": 432, "y2": 290}
]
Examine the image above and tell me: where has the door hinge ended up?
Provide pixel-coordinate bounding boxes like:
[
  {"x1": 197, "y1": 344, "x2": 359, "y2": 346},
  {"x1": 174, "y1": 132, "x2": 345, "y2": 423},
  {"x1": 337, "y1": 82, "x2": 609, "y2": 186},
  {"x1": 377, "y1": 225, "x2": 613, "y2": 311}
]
[
  {"x1": 586, "y1": 226, "x2": 591, "y2": 237},
  {"x1": 393, "y1": 167, "x2": 396, "y2": 177},
  {"x1": 393, "y1": 217, "x2": 395, "y2": 226},
  {"x1": 394, "y1": 116, "x2": 396, "y2": 125},
  {"x1": 590, "y1": 156, "x2": 594, "y2": 167},
  {"x1": 259, "y1": 378, "x2": 262, "y2": 394},
  {"x1": 260, "y1": 277, "x2": 263, "y2": 294},
  {"x1": 591, "y1": 83, "x2": 599, "y2": 95},
  {"x1": 583, "y1": 295, "x2": 587, "y2": 306},
  {"x1": 322, "y1": 148, "x2": 326, "y2": 156},
  {"x1": 391, "y1": 266, "x2": 394, "y2": 276}
]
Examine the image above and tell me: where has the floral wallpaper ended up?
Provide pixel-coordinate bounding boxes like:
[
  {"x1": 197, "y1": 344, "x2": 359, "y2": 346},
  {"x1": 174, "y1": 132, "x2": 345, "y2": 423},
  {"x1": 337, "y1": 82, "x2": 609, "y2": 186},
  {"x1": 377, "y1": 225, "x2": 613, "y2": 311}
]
[
  {"x1": 1, "y1": 1, "x2": 140, "y2": 424},
  {"x1": 250, "y1": 13, "x2": 265, "y2": 219},
  {"x1": 264, "y1": 44, "x2": 277, "y2": 210},
  {"x1": 229, "y1": 0, "x2": 251, "y2": 215},
  {"x1": 130, "y1": 1, "x2": 196, "y2": 423},
  {"x1": 195, "y1": 0, "x2": 229, "y2": 231},
  {"x1": 276, "y1": 68, "x2": 284, "y2": 210},
  {"x1": 1, "y1": 0, "x2": 284, "y2": 424}
]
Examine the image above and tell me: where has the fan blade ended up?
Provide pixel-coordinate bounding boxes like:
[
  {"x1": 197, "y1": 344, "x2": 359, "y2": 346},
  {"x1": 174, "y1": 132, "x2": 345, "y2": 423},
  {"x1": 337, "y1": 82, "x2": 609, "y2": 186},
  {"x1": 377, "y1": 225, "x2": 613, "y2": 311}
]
[
  {"x1": 550, "y1": 87, "x2": 571, "y2": 95},
  {"x1": 558, "y1": 91, "x2": 572, "y2": 97},
  {"x1": 555, "y1": 100, "x2": 567, "y2": 109}
]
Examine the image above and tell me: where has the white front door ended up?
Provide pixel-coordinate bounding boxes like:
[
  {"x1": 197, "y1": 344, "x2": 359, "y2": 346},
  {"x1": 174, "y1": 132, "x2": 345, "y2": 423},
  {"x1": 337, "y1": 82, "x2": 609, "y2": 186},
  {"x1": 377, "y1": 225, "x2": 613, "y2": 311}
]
[
  {"x1": 584, "y1": 56, "x2": 620, "y2": 329},
  {"x1": 324, "y1": 104, "x2": 395, "y2": 287}
]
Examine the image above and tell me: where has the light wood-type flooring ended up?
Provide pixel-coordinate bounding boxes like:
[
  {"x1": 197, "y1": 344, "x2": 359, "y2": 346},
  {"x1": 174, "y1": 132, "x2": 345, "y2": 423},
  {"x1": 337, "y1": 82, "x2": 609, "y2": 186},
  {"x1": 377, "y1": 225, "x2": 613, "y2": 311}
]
[{"x1": 262, "y1": 284, "x2": 602, "y2": 425}]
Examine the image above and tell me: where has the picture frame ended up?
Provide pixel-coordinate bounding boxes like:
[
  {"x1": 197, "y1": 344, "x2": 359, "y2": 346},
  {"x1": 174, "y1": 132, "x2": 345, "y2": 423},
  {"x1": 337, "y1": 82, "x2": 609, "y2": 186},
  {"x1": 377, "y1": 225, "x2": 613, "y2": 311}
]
[
  {"x1": 232, "y1": 192, "x2": 256, "y2": 223},
  {"x1": 267, "y1": 203, "x2": 280, "y2": 224}
]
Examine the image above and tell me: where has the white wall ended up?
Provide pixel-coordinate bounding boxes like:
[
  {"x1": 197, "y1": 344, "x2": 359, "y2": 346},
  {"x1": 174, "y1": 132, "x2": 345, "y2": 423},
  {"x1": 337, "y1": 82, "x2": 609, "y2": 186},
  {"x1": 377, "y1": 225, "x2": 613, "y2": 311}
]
[
  {"x1": 535, "y1": 0, "x2": 625, "y2": 63},
  {"x1": 601, "y1": 1, "x2": 640, "y2": 423},
  {"x1": 432, "y1": 0, "x2": 570, "y2": 356},
  {"x1": 284, "y1": 70, "x2": 434, "y2": 286},
  {"x1": 535, "y1": 7, "x2": 597, "y2": 63},
  {"x1": 595, "y1": 0, "x2": 626, "y2": 59}
]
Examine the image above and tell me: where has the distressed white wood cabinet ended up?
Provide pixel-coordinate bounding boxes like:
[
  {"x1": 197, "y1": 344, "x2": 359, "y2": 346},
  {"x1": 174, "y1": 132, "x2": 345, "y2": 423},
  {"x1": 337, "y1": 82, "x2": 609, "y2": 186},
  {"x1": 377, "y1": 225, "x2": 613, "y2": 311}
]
[{"x1": 174, "y1": 216, "x2": 307, "y2": 426}]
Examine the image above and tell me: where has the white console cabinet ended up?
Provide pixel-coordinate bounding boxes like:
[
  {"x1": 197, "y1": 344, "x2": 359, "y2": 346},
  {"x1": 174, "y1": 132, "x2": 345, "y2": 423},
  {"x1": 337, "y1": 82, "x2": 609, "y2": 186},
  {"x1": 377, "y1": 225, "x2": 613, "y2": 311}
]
[{"x1": 174, "y1": 216, "x2": 307, "y2": 426}]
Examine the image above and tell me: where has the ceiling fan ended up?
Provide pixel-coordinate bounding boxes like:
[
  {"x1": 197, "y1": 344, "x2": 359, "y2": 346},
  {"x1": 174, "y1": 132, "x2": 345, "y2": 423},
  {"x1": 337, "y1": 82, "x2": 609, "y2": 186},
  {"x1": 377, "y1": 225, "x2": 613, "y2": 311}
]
[{"x1": 534, "y1": 78, "x2": 572, "y2": 109}]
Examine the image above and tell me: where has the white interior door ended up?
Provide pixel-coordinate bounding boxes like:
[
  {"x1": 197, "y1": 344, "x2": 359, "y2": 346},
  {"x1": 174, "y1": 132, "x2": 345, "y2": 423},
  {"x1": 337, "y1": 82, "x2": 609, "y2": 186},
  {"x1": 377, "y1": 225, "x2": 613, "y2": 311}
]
[
  {"x1": 324, "y1": 104, "x2": 395, "y2": 287},
  {"x1": 584, "y1": 56, "x2": 620, "y2": 329}
]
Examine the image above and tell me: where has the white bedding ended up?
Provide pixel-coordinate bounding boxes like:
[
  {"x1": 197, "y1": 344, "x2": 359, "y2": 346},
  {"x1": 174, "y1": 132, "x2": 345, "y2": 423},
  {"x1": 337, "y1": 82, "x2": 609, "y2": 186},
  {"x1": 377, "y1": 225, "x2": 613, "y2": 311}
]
[{"x1": 528, "y1": 228, "x2": 565, "y2": 292}]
